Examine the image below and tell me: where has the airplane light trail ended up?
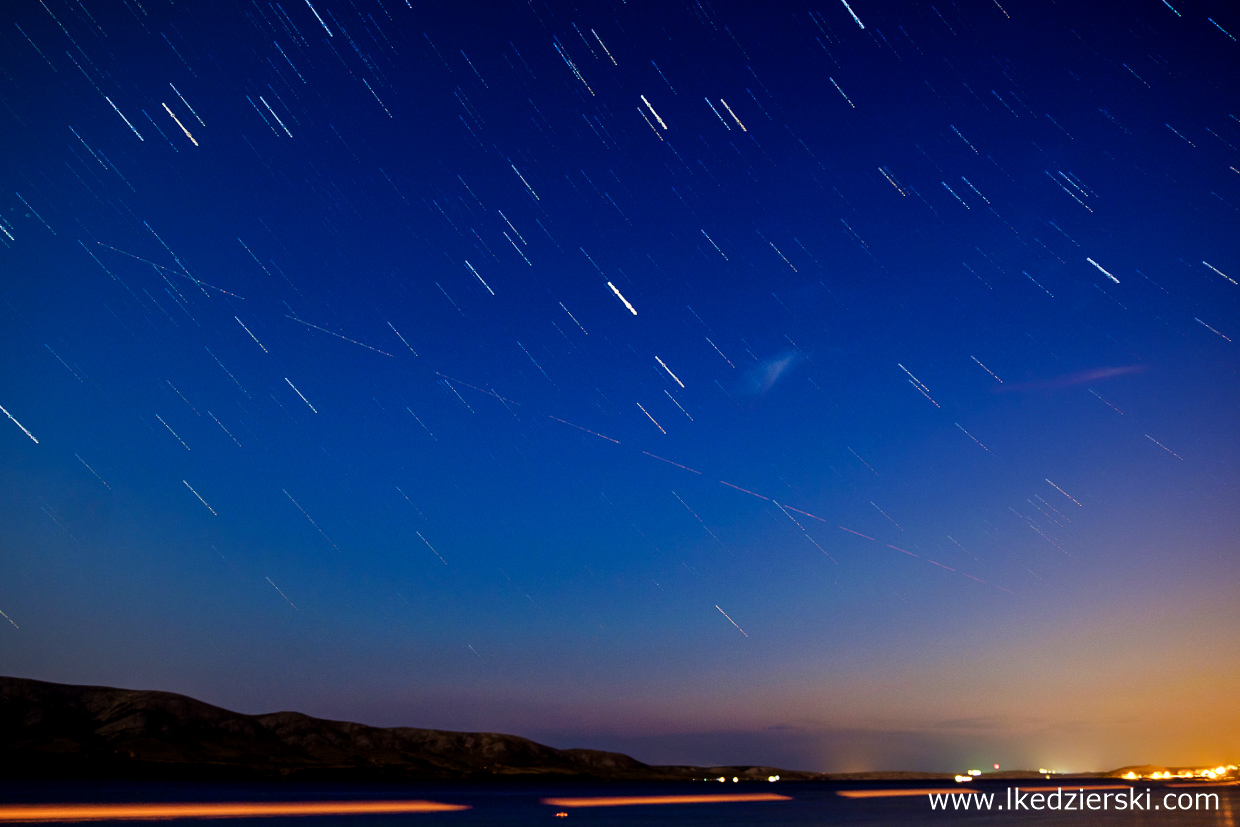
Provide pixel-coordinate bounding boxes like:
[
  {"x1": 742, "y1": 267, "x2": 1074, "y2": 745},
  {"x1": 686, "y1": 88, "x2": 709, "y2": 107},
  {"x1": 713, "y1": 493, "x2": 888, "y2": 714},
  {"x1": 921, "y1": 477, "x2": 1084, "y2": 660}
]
[{"x1": 284, "y1": 316, "x2": 394, "y2": 357}]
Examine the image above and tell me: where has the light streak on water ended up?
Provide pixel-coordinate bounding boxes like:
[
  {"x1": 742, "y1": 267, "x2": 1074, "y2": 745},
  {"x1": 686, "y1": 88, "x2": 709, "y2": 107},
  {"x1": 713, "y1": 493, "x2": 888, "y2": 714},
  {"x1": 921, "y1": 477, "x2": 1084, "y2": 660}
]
[{"x1": 0, "y1": 801, "x2": 469, "y2": 821}]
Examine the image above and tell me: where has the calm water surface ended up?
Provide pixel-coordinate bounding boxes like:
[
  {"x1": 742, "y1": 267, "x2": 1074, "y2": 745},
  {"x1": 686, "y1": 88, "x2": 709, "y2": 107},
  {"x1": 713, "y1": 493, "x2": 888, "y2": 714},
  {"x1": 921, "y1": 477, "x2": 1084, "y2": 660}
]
[{"x1": 2, "y1": 781, "x2": 1236, "y2": 826}]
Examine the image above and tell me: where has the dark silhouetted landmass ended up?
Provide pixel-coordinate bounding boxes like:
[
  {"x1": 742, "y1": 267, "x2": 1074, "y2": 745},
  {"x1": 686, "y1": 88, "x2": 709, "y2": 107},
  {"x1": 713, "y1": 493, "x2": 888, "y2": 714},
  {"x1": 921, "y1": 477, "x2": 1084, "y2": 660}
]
[{"x1": 0, "y1": 676, "x2": 823, "y2": 782}]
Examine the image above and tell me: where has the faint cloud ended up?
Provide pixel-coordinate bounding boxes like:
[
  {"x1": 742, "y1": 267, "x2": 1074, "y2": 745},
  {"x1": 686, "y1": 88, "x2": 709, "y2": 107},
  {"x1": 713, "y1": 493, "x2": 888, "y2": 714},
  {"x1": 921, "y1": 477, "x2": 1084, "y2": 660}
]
[
  {"x1": 933, "y1": 715, "x2": 1046, "y2": 732},
  {"x1": 738, "y1": 350, "x2": 804, "y2": 397},
  {"x1": 999, "y1": 364, "x2": 1145, "y2": 392}
]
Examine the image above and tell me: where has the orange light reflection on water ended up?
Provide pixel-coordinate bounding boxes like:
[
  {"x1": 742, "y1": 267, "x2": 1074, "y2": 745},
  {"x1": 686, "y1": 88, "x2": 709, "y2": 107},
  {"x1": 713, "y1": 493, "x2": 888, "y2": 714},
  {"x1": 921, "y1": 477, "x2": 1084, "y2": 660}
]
[
  {"x1": 0, "y1": 801, "x2": 470, "y2": 822},
  {"x1": 837, "y1": 789, "x2": 983, "y2": 799},
  {"x1": 838, "y1": 785, "x2": 1139, "y2": 799},
  {"x1": 540, "y1": 793, "x2": 791, "y2": 807}
]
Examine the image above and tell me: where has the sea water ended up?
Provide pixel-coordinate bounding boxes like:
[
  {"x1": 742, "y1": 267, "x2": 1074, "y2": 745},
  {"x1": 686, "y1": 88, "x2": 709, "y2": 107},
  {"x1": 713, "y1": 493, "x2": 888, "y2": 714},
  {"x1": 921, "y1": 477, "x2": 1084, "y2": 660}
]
[{"x1": 2, "y1": 780, "x2": 1236, "y2": 826}]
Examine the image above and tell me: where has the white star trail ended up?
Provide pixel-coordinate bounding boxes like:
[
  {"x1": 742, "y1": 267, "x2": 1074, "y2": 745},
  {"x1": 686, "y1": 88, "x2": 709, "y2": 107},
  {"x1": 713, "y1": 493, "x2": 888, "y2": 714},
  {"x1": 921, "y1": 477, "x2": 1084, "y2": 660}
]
[
  {"x1": 592, "y1": 30, "x2": 617, "y2": 64},
  {"x1": 970, "y1": 355, "x2": 1003, "y2": 382},
  {"x1": 283, "y1": 489, "x2": 339, "y2": 551},
  {"x1": 417, "y1": 531, "x2": 448, "y2": 565},
  {"x1": 559, "y1": 303, "x2": 588, "y2": 334},
  {"x1": 259, "y1": 96, "x2": 292, "y2": 137},
  {"x1": 664, "y1": 390, "x2": 693, "y2": 421},
  {"x1": 266, "y1": 577, "x2": 298, "y2": 609},
  {"x1": 183, "y1": 480, "x2": 218, "y2": 515},
  {"x1": 715, "y1": 605, "x2": 749, "y2": 637},
  {"x1": 640, "y1": 95, "x2": 667, "y2": 129},
  {"x1": 1202, "y1": 261, "x2": 1237, "y2": 285},
  {"x1": 161, "y1": 103, "x2": 198, "y2": 145},
  {"x1": 955, "y1": 423, "x2": 993, "y2": 453},
  {"x1": 655, "y1": 356, "x2": 685, "y2": 388},
  {"x1": 464, "y1": 260, "x2": 495, "y2": 295},
  {"x1": 839, "y1": 0, "x2": 865, "y2": 28},
  {"x1": 154, "y1": 414, "x2": 189, "y2": 450},
  {"x1": 705, "y1": 337, "x2": 734, "y2": 367},
  {"x1": 284, "y1": 378, "x2": 317, "y2": 413},
  {"x1": 170, "y1": 84, "x2": 205, "y2": 125},
  {"x1": 830, "y1": 77, "x2": 856, "y2": 108},
  {"x1": 208, "y1": 411, "x2": 242, "y2": 446},
  {"x1": 704, "y1": 98, "x2": 731, "y2": 129},
  {"x1": 104, "y1": 97, "x2": 144, "y2": 141},
  {"x1": 235, "y1": 317, "x2": 268, "y2": 352},
  {"x1": 510, "y1": 163, "x2": 540, "y2": 200},
  {"x1": 1045, "y1": 479, "x2": 1083, "y2": 507},
  {"x1": 0, "y1": 403, "x2": 38, "y2": 444},
  {"x1": 1144, "y1": 434, "x2": 1183, "y2": 460},
  {"x1": 387, "y1": 321, "x2": 418, "y2": 354},
  {"x1": 15, "y1": 193, "x2": 55, "y2": 235},
  {"x1": 75, "y1": 455, "x2": 110, "y2": 489},
  {"x1": 1194, "y1": 318, "x2": 1231, "y2": 341},
  {"x1": 898, "y1": 364, "x2": 941, "y2": 408},
  {"x1": 719, "y1": 99, "x2": 746, "y2": 131},
  {"x1": 636, "y1": 402, "x2": 666, "y2": 434},
  {"x1": 303, "y1": 0, "x2": 332, "y2": 36},
  {"x1": 607, "y1": 282, "x2": 637, "y2": 315},
  {"x1": 1086, "y1": 257, "x2": 1120, "y2": 283}
]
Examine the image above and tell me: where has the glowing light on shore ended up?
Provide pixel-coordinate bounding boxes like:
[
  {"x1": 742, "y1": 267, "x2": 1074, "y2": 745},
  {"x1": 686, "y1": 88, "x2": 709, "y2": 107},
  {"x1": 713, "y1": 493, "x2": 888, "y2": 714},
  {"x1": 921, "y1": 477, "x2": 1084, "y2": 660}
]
[
  {"x1": 0, "y1": 800, "x2": 470, "y2": 822},
  {"x1": 541, "y1": 794, "x2": 791, "y2": 807}
]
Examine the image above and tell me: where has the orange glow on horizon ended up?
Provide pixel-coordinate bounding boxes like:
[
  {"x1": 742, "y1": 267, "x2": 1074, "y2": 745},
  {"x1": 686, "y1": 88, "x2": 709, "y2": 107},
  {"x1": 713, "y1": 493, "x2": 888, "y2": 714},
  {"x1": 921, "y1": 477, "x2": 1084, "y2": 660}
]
[
  {"x1": 0, "y1": 801, "x2": 470, "y2": 822},
  {"x1": 540, "y1": 793, "x2": 791, "y2": 807}
]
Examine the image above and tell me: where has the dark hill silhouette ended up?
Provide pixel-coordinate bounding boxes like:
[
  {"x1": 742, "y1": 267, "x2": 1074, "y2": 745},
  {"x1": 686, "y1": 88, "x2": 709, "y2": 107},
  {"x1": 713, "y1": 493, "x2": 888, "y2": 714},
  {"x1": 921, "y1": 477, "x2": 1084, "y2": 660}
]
[{"x1": 0, "y1": 676, "x2": 819, "y2": 782}]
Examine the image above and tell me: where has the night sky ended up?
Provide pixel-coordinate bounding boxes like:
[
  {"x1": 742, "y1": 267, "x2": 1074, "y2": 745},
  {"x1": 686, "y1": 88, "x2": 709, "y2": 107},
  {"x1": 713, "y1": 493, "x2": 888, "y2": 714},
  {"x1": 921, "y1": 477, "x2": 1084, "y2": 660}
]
[{"x1": 1, "y1": 0, "x2": 1238, "y2": 773}]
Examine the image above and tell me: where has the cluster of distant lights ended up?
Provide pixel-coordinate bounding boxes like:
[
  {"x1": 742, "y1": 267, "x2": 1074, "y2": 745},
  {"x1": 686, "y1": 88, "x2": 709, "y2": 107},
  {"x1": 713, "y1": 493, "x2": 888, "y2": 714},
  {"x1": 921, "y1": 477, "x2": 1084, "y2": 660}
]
[
  {"x1": 701, "y1": 767, "x2": 1239, "y2": 784},
  {"x1": 954, "y1": 765, "x2": 1001, "y2": 782},
  {"x1": 1123, "y1": 766, "x2": 1237, "y2": 781},
  {"x1": 950, "y1": 765, "x2": 1238, "y2": 783}
]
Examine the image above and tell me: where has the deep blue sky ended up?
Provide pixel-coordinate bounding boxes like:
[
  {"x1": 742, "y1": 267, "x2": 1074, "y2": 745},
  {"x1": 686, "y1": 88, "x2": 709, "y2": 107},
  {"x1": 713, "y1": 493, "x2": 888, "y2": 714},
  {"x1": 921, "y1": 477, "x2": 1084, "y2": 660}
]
[{"x1": 1, "y1": 0, "x2": 1237, "y2": 772}]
